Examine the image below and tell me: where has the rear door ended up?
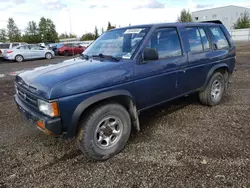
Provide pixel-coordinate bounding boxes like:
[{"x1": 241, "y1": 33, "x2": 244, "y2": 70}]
[
  {"x1": 16, "y1": 45, "x2": 31, "y2": 59},
  {"x1": 207, "y1": 26, "x2": 233, "y2": 70},
  {"x1": 177, "y1": 26, "x2": 213, "y2": 94}
]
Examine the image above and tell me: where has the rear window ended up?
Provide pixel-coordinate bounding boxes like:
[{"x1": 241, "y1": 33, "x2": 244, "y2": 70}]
[
  {"x1": 0, "y1": 44, "x2": 10, "y2": 49},
  {"x1": 209, "y1": 27, "x2": 229, "y2": 49},
  {"x1": 64, "y1": 43, "x2": 73, "y2": 47}
]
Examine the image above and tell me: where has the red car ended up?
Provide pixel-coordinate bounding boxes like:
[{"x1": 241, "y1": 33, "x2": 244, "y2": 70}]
[{"x1": 58, "y1": 43, "x2": 86, "y2": 56}]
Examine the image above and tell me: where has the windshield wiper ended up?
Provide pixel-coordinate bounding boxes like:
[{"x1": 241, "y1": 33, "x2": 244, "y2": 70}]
[
  {"x1": 80, "y1": 54, "x2": 89, "y2": 60},
  {"x1": 92, "y1": 53, "x2": 120, "y2": 62}
]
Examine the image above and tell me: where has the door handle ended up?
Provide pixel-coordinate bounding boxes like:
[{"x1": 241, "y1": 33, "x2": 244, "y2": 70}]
[
  {"x1": 125, "y1": 74, "x2": 132, "y2": 79},
  {"x1": 180, "y1": 66, "x2": 186, "y2": 73}
]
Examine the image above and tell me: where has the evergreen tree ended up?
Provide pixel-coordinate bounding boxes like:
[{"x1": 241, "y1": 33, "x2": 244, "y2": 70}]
[
  {"x1": 234, "y1": 12, "x2": 250, "y2": 29},
  {"x1": 7, "y1": 18, "x2": 21, "y2": 42},
  {"x1": 177, "y1": 9, "x2": 192, "y2": 22},
  {"x1": 0, "y1": 29, "x2": 7, "y2": 42},
  {"x1": 38, "y1": 17, "x2": 58, "y2": 42}
]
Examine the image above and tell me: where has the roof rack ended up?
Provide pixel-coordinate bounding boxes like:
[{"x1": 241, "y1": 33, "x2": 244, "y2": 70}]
[{"x1": 200, "y1": 20, "x2": 223, "y2": 24}]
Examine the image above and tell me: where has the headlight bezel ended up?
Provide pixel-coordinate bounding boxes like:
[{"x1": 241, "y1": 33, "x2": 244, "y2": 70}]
[{"x1": 37, "y1": 99, "x2": 59, "y2": 117}]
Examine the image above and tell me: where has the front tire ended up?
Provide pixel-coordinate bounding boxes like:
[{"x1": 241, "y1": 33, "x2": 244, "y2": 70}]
[
  {"x1": 45, "y1": 52, "x2": 52, "y2": 59},
  {"x1": 76, "y1": 103, "x2": 131, "y2": 161},
  {"x1": 63, "y1": 50, "x2": 69, "y2": 56},
  {"x1": 199, "y1": 72, "x2": 225, "y2": 106}
]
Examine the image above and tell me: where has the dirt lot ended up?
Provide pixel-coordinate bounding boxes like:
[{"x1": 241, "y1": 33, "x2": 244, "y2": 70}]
[{"x1": 0, "y1": 46, "x2": 250, "y2": 188}]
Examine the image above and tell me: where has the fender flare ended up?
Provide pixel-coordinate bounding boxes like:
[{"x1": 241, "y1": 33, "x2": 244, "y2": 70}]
[
  {"x1": 65, "y1": 90, "x2": 138, "y2": 138},
  {"x1": 201, "y1": 63, "x2": 229, "y2": 90}
]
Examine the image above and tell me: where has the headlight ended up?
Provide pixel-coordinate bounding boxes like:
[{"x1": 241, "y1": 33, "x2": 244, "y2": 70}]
[{"x1": 37, "y1": 99, "x2": 59, "y2": 117}]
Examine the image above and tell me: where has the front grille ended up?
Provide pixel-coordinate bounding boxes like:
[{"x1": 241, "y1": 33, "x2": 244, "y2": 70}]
[{"x1": 16, "y1": 84, "x2": 38, "y2": 108}]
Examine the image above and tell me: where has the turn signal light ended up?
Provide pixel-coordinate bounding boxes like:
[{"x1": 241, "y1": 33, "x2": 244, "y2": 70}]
[
  {"x1": 37, "y1": 120, "x2": 45, "y2": 129},
  {"x1": 52, "y1": 102, "x2": 59, "y2": 117}
]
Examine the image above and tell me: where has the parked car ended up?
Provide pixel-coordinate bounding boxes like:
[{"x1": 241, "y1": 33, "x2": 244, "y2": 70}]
[
  {"x1": 79, "y1": 40, "x2": 94, "y2": 48},
  {"x1": 14, "y1": 22, "x2": 235, "y2": 160},
  {"x1": 0, "y1": 42, "x2": 26, "y2": 58},
  {"x1": 57, "y1": 43, "x2": 86, "y2": 56},
  {"x1": 4, "y1": 44, "x2": 55, "y2": 62},
  {"x1": 49, "y1": 43, "x2": 63, "y2": 55}
]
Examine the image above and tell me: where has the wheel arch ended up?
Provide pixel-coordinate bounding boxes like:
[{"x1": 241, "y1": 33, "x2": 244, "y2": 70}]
[
  {"x1": 65, "y1": 90, "x2": 139, "y2": 138},
  {"x1": 45, "y1": 52, "x2": 52, "y2": 58},
  {"x1": 201, "y1": 63, "x2": 229, "y2": 90},
  {"x1": 15, "y1": 54, "x2": 24, "y2": 62}
]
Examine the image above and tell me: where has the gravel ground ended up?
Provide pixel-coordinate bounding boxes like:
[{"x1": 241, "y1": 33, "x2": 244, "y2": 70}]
[{"x1": 0, "y1": 47, "x2": 250, "y2": 188}]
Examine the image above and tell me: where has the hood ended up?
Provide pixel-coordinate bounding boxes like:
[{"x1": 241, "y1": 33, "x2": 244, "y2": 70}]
[{"x1": 16, "y1": 58, "x2": 129, "y2": 99}]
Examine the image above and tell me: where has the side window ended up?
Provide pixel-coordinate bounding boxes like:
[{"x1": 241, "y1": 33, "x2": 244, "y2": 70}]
[
  {"x1": 209, "y1": 27, "x2": 229, "y2": 49},
  {"x1": 199, "y1": 28, "x2": 210, "y2": 51},
  {"x1": 185, "y1": 27, "x2": 203, "y2": 53},
  {"x1": 12, "y1": 43, "x2": 19, "y2": 48},
  {"x1": 18, "y1": 46, "x2": 29, "y2": 50},
  {"x1": 30, "y1": 45, "x2": 40, "y2": 50},
  {"x1": 147, "y1": 28, "x2": 182, "y2": 59}
]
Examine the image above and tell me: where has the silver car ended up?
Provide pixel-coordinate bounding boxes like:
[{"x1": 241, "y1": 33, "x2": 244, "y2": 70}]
[{"x1": 3, "y1": 44, "x2": 55, "y2": 62}]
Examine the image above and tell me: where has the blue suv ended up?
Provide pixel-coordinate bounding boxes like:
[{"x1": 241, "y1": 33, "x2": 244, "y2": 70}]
[{"x1": 14, "y1": 22, "x2": 235, "y2": 160}]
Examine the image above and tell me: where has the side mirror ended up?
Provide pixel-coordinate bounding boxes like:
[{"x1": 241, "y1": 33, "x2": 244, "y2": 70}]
[{"x1": 143, "y1": 48, "x2": 159, "y2": 62}]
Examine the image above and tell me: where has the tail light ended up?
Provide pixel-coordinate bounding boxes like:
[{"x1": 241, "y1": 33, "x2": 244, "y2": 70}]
[
  {"x1": 0, "y1": 50, "x2": 2, "y2": 54},
  {"x1": 7, "y1": 50, "x2": 13, "y2": 54}
]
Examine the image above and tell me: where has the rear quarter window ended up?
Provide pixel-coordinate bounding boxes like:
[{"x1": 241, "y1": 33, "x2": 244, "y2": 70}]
[{"x1": 209, "y1": 27, "x2": 229, "y2": 49}]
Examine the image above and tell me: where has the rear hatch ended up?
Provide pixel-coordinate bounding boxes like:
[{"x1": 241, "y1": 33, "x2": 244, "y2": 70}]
[{"x1": 0, "y1": 43, "x2": 10, "y2": 57}]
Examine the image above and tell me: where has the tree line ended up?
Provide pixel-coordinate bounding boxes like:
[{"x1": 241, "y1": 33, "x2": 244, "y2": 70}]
[
  {"x1": 178, "y1": 9, "x2": 250, "y2": 29},
  {"x1": 0, "y1": 18, "x2": 116, "y2": 43},
  {"x1": 1, "y1": 10, "x2": 248, "y2": 43},
  {"x1": 0, "y1": 17, "x2": 58, "y2": 43}
]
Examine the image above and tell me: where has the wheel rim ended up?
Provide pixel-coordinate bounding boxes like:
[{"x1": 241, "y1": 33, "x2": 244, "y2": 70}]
[
  {"x1": 211, "y1": 79, "x2": 222, "y2": 100},
  {"x1": 16, "y1": 56, "x2": 23, "y2": 62},
  {"x1": 46, "y1": 53, "x2": 51, "y2": 59},
  {"x1": 94, "y1": 116, "x2": 123, "y2": 149}
]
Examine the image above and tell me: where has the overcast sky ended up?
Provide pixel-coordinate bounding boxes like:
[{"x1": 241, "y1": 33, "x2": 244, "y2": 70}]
[{"x1": 0, "y1": 0, "x2": 250, "y2": 36}]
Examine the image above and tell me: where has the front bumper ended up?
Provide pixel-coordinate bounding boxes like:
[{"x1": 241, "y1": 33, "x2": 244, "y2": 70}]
[{"x1": 14, "y1": 94, "x2": 62, "y2": 136}]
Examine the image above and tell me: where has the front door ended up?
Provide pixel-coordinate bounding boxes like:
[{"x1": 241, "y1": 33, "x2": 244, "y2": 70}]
[
  {"x1": 134, "y1": 27, "x2": 187, "y2": 110},
  {"x1": 30, "y1": 45, "x2": 45, "y2": 58}
]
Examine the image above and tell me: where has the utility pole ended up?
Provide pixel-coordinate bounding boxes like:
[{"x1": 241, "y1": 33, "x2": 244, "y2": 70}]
[{"x1": 66, "y1": 8, "x2": 75, "y2": 59}]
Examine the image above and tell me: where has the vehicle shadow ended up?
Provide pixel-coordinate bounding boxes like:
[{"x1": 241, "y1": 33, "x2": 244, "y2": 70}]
[{"x1": 129, "y1": 94, "x2": 200, "y2": 142}]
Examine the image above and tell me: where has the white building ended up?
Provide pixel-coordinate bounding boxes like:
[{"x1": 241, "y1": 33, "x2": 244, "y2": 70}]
[{"x1": 192, "y1": 5, "x2": 250, "y2": 30}]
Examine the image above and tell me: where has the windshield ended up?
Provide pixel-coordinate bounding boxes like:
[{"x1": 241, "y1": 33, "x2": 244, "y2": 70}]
[{"x1": 83, "y1": 27, "x2": 150, "y2": 59}]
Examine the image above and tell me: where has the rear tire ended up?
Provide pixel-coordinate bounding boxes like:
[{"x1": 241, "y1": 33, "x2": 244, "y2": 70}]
[
  {"x1": 15, "y1": 55, "x2": 24, "y2": 62},
  {"x1": 199, "y1": 72, "x2": 225, "y2": 106},
  {"x1": 76, "y1": 103, "x2": 131, "y2": 161}
]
